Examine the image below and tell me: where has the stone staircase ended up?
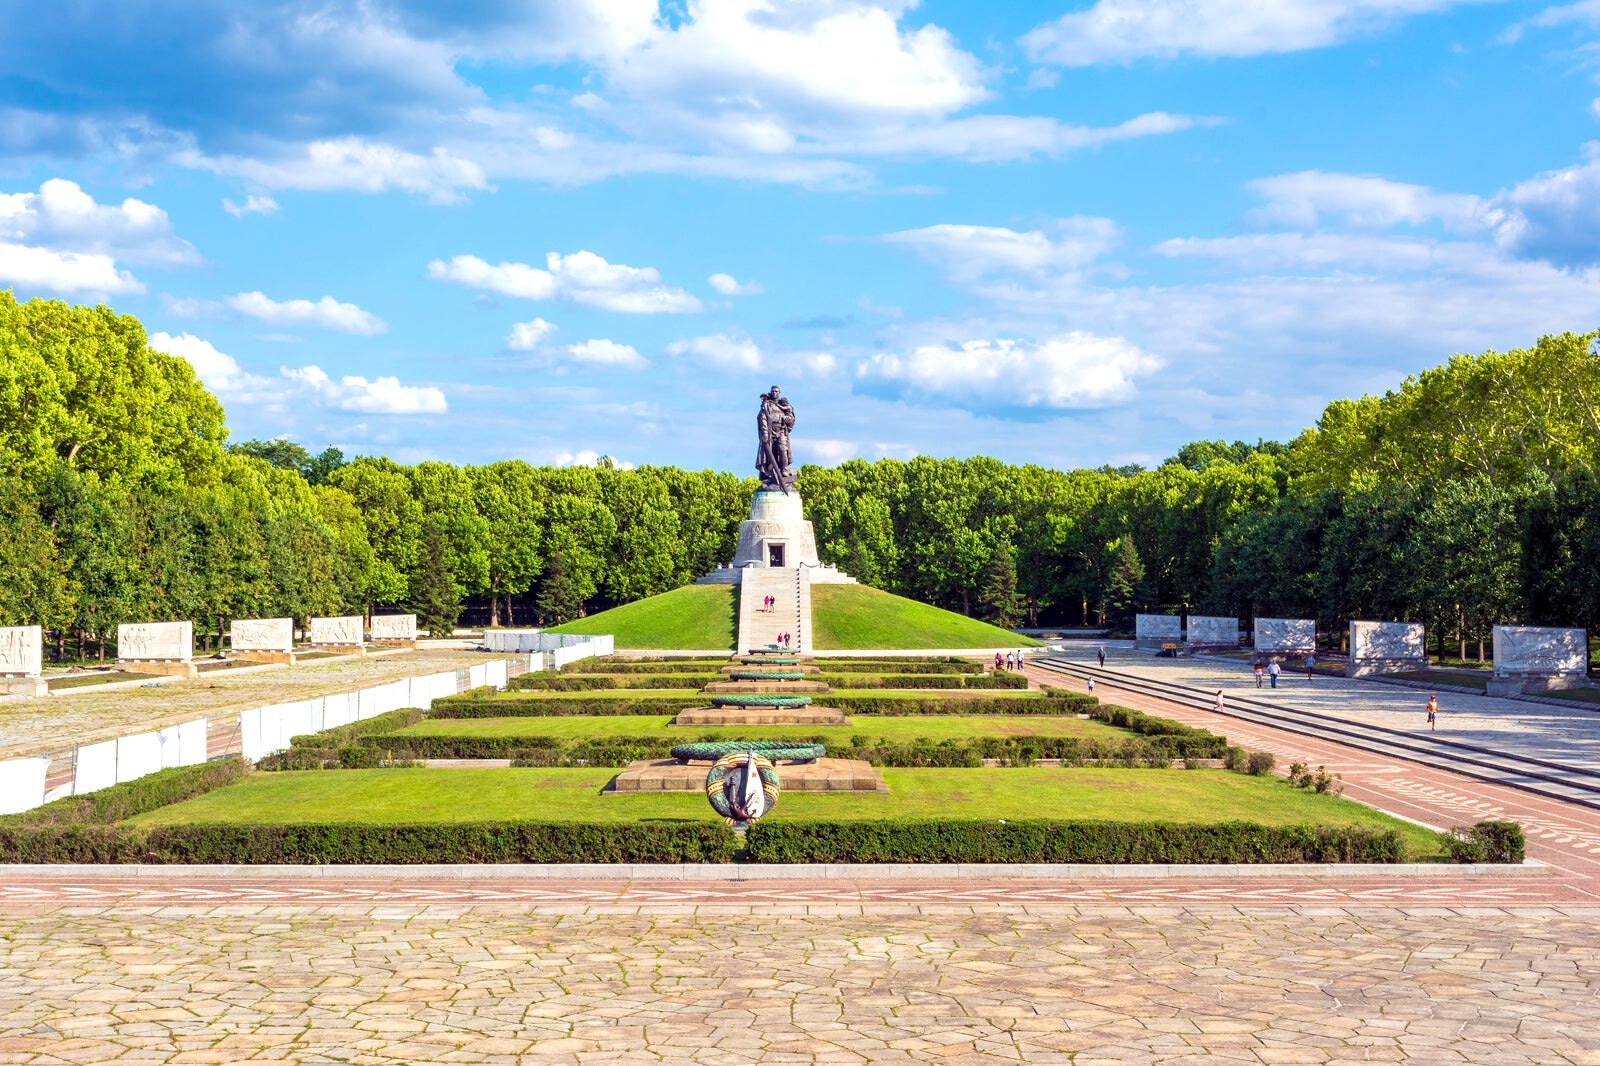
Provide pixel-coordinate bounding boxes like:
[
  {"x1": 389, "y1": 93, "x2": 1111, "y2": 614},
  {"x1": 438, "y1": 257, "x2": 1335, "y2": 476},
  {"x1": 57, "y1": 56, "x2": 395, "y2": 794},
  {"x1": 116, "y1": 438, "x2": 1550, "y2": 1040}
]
[{"x1": 736, "y1": 568, "x2": 811, "y2": 654}]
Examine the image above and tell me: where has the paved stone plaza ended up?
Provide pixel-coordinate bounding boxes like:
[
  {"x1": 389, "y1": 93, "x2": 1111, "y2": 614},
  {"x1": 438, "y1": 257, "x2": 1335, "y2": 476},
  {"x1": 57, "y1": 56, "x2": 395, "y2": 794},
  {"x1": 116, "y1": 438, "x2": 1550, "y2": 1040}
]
[{"x1": 5, "y1": 652, "x2": 1600, "y2": 1064}]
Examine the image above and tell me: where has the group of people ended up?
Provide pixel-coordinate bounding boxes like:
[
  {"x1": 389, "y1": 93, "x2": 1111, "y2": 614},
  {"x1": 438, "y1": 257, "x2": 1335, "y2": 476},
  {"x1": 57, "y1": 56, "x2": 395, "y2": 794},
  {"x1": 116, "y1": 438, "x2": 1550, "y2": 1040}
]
[
  {"x1": 773, "y1": 631, "x2": 792, "y2": 648},
  {"x1": 1251, "y1": 654, "x2": 1318, "y2": 688},
  {"x1": 760, "y1": 595, "x2": 779, "y2": 612},
  {"x1": 994, "y1": 650, "x2": 1028, "y2": 671}
]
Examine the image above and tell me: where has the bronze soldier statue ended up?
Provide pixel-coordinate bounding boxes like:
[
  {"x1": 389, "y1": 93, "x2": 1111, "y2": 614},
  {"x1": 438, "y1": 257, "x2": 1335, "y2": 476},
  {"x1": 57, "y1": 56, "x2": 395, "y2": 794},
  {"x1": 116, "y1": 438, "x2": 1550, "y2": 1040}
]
[{"x1": 756, "y1": 386, "x2": 795, "y2": 493}]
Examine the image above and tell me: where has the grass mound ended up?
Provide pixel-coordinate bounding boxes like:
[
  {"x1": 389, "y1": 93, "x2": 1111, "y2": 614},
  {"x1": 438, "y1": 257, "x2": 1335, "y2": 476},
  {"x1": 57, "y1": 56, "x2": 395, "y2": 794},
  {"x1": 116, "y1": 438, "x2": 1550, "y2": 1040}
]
[
  {"x1": 545, "y1": 584, "x2": 735, "y2": 649},
  {"x1": 812, "y1": 584, "x2": 1042, "y2": 650}
]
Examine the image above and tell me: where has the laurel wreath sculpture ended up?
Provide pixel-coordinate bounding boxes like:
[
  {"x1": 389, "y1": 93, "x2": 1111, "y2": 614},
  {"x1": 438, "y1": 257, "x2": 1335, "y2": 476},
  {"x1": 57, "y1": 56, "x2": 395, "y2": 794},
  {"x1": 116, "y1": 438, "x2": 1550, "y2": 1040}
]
[
  {"x1": 709, "y1": 694, "x2": 813, "y2": 708},
  {"x1": 729, "y1": 669, "x2": 807, "y2": 681},
  {"x1": 671, "y1": 741, "x2": 826, "y2": 763},
  {"x1": 705, "y1": 751, "x2": 781, "y2": 825},
  {"x1": 739, "y1": 656, "x2": 799, "y2": 665}
]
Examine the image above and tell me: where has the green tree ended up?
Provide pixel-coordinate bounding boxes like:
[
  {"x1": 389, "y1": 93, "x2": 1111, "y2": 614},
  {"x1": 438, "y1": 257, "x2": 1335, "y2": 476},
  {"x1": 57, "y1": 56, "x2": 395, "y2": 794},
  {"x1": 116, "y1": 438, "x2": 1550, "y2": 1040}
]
[
  {"x1": 979, "y1": 539, "x2": 1022, "y2": 628},
  {"x1": 408, "y1": 522, "x2": 462, "y2": 637}
]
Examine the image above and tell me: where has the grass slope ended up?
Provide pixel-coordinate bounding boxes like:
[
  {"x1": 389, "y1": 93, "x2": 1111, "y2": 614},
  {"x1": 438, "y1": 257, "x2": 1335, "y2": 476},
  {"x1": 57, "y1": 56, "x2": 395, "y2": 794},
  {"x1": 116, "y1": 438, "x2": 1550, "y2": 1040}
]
[
  {"x1": 124, "y1": 767, "x2": 1440, "y2": 859},
  {"x1": 545, "y1": 584, "x2": 735, "y2": 649},
  {"x1": 812, "y1": 584, "x2": 1041, "y2": 650}
]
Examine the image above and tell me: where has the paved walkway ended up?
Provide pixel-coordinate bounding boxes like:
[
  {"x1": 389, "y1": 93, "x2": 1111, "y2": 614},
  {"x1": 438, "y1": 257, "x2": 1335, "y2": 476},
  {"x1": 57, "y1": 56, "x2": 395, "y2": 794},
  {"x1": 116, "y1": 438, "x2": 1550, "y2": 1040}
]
[{"x1": 4, "y1": 651, "x2": 1600, "y2": 1063}]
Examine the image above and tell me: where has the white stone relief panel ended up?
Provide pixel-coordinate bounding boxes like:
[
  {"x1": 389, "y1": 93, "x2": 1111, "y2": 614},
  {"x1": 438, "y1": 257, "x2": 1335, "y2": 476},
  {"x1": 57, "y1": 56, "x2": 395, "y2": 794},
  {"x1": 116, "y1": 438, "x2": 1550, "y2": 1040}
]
[
  {"x1": 230, "y1": 617, "x2": 293, "y2": 652},
  {"x1": 117, "y1": 621, "x2": 192, "y2": 661},
  {"x1": 309, "y1": 615, "x2": 364, "y2": 645},
  {"x1": 0, "y1": 625, "x2": 42, "y2": 676},
  {"x1": 1255, "y1": 619, "x2": 1316, "y2": 652},
  {"x1": 1186, "y1": 616, "x2": 1238, "y2": 644},
  {"x1": 1349, "y1": 621, "x2": 1425, "y2": 662},
  {"x1": 1493, "y1": 626, "x2": 1587, "y2": 676},
  {"x1": 1135, "y1": 614, "x2": 1183, "y2": 641},
  {"x1": 370, "y1": 614, "x2": 418, "y2": 641}
]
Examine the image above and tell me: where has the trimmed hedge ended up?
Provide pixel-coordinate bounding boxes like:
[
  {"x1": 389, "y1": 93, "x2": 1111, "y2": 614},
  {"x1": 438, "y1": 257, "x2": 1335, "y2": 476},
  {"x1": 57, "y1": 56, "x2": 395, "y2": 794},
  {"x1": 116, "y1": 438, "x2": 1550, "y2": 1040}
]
[
  {"x1": 810, "y1": 661, "x2": 981, "y2": 675},
  {"x1": 742, "y1": 820, "x2": 1403, "y2": 864},
  {"x1": 512, "y1": 674, "x2": 716, "y2": 691},
  {"x1": 1440, "y1": 820, "x2": 1526, "y2": 863},
  {"x1": 513, "y1": 671, "x2": 1021, "y2": 691},
  {"x1": 338, "y1": 731, "x2": 1221, "y2": 767},
  {"x1": 430, "y1": 692, "x2": 1096, "y2": 718},
  {"x1": 0, "y1": 759, "x2": 249, "y2": 827},
  {"x1": 0, "y1": 821, "x2": 736, "y2": 864},
  {"x1": 288, "y1": 708, "x2": 424, "y2": 748}
]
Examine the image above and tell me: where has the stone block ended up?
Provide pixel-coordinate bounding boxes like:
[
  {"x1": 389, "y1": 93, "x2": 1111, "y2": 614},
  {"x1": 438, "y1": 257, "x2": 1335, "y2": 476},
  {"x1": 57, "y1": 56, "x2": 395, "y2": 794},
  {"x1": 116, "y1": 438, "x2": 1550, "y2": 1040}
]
[
  {"x1": 371, "y1": 613, "x2": 419, "y2": 642},
  {"x1": 0, "y1": 625, "x2": 43, "y2": 677},
  {"x1": 309, "y1": 615, "x2": 364, "y2": 647},
  {"x1": 672, "y1": 706, "x2": 851, "y2": 727},
  {"x1": 702, "y1": 679, "x2": 831, "y2": 694},
  {"x1": 1492, "y1": 625, "x2": 1587, "y2": 679},
  {"x1": 230, "y1": 617, "x2": 293, "y2": 653},
  {"x1": 1186, "y1": 615, "x2": 1238, "y2": 645},
  {"x1": 0, "y1": 675, "x2": 48, "y2": 697},
  {"x1": 1255, "y1": 618, "x2": 1316, "y2": 652},
  {"x1": 1135, "y1": 614, "x2": 1182, "y2": 646},
  {"x1": 1347, "y1": 620, "x2": 1425, "y2": 676},
  {"x1": 116, "y1": 621, "x2": 192, "y2": 663}
]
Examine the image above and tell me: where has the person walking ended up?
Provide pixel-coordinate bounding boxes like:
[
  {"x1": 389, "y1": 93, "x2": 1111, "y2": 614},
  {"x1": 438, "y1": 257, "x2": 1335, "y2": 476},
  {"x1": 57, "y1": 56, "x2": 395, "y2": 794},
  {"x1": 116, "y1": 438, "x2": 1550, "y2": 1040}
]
[
  {"x1": 1097, "y1": 646, "x2": 1106, "y2": 667},
  {"x1": 1305, "y1": 652, "x2": 1316, "y2": 681},
  {"x1": 1427, "y1": 694, "x2": 1438, "y2": 731},
  {"x1": 1268, "y1": 660, "x2": 1280, "y2": 689},
  {"x1": 994, "y1": 651, "x2": 1003, "y2": 670},
  {"x1": 1087, "y1": 677, "x2": 1095, "y2": 694},
  {"x1": 1253, "y1": 661, "x2": 1265, "y2": 688},
  {"x1": 1215, "y1": 690, "x2": 1226, "y2": 713}
]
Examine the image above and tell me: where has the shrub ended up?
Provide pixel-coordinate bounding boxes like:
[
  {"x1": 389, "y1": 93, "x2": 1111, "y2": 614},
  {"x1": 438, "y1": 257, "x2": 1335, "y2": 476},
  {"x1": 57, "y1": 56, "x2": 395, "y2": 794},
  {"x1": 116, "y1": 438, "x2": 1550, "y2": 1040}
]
[
  {"x1": 1288, "y1": 763, "x2": 1343, "y2": 795},
  {"x1": 0, "y1": 759, "x2": 249, "y2": 827},
  {"x1": 1224, "y1": 746, "x2": 1248, "y2": 772},
  {"x1": 1440, "y1": 820, "x2": 1525, "y2": 864},
  {"x1": 742, "y1": 820, "x2": 1402, "y2": 864},
  {"x1": 1246, "y1": 751, "x2": 1276, "y2": 776},
  {"x1": 290, "y1": 708, "x2": 424, "y2": 749},
  {"x1": 0, "y1": 821, "x2": 737, "y2": 864},
  {"x1": 429, "y1": 692, "x2": 1094, "y2": 718}
]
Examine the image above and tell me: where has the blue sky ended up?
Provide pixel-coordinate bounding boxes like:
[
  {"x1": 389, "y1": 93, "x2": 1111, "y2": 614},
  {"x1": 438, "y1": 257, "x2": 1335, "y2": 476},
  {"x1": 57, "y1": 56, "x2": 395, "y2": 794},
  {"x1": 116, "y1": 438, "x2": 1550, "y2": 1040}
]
[{"x1": 3, "y1": 0, "x2": 1599, "y2": 472}]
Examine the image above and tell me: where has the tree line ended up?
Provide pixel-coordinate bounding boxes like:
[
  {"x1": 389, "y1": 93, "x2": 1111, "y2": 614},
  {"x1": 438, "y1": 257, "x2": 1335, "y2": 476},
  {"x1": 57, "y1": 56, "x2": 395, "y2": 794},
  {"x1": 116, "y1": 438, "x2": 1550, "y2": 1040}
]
[{"x1": 2, "y1": 290, "x2": 1598, "y2": 658}]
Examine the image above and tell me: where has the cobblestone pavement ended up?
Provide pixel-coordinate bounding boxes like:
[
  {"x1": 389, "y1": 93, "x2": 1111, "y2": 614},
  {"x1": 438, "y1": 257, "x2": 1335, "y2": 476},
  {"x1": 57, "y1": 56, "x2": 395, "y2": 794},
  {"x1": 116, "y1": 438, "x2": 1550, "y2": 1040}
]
[
  {"x1": 0, "y1": 647, "x2": 495, "y2": 759},
  {"x1": 1057, "y1": 646, "x2": 1600, "y2": 775},
  {"x1": 5, "y1": 657, "x2": 1600, "y2": 1063},
  {"x1": 2, "y1": 904, "x2": 1599, "y2": 1064}
]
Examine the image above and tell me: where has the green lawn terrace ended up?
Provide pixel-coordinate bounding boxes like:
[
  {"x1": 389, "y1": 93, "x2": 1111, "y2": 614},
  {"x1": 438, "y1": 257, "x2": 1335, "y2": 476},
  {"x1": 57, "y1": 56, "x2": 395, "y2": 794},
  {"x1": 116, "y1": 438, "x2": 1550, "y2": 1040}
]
[
  {"x1": 543, "y1": 582, "x2": 1041, "y2": 650},
  {"x1": 0, "y1": 653, "x2": 1458, "y2": 865}
]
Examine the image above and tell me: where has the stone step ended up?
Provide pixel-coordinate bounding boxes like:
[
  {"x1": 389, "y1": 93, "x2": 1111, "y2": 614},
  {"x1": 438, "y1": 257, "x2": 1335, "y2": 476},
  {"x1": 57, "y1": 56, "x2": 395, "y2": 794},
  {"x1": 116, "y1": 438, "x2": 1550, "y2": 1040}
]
[
  {"x1": 672, "y1": 706, "x2": 852, "y2": 727},
  {"x1": 702, "y1": 680, "x2": 832, "y2": 694},
  {"x1": 609, "y1": 757, "x2": 886, "y2": 793}
]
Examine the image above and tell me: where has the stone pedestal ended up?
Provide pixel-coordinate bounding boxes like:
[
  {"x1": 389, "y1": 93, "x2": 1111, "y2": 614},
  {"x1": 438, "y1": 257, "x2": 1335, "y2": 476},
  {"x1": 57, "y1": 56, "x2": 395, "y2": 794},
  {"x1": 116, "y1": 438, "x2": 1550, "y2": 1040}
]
[
  {"x1": 232, "y1": 649, "x2": 297, "y2": 666},
  {"x1": 307, "y1": 644, "x2": 365, "y2": 657},
  {"x1": 734, "y1": 491, "x2": 820, "y2": 569},
  {"x1": 672, "y1": 705, "x2": 851, "y2": 727},
  {"x1": 0, "y1": 676, "x2": 48, "y2": 697},
  {"x1": 702, "y1": 679, "x2": 832, "y2": 694},
  {"x1": 120, "y1": 659, "x2": 199, "y2": 679},
  {"x1": 371, "y1": 639, "x2": 419, "y2": 650},
  {"x1": 609, "y1": 757, "x2": 885, "y2": 793},
  {"x1": 720, "y1": 663, "x2": 821, "y2": 675}
]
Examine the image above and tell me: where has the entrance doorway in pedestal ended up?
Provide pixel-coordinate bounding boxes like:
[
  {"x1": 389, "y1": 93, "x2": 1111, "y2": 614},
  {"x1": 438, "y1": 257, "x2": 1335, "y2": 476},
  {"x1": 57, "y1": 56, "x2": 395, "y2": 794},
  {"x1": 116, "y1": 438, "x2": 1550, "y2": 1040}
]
[{"x1": 768, "y1": 543, "x2": 786, "y2": 567}]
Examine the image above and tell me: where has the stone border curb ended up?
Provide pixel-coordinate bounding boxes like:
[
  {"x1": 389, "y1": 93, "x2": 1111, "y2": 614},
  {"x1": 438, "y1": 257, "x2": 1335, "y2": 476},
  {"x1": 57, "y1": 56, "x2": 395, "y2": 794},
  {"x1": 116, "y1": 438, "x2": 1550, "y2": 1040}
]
[{"x1": 0, "y1": 861, "x2": 1546, "y2": 880}]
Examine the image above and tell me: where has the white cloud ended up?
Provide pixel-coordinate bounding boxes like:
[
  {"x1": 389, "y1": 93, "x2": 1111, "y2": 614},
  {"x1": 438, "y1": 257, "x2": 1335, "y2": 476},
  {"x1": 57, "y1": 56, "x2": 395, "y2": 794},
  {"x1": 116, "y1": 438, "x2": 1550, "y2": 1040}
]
[
  {"x1": 1494, "y1": 147, "x2": 1600, "y2": 265},
  {"x1": 150, "y1": 331, "x2": 446, "y2": 414},
  {"x1": 566, "y1": 338, "x2": 647, "y2": 368},
  {"x1": 223, "y1": 291, "x2": 388, "y2": 335},
  {"x1": 858, "y1": 332, "x2": 1163, "y2": 411},
  {"x1": 709, "y1": 271, "x2": 764, "y2": 295},
  {"x1": 505, "y1": 317, "x2": 558, "y2": 350},
  {"x1": 804, "y1": 438, "x2": 861, "y2": 464},
  {"x1": 668, "y1": 330, "x2": 764, "y2": 371},
  {"x1": 222, "y1": 194, "x2": 280, "y2": 217},
  {"x1": 798, "y1": 351, "x2": 841, "y2": 375},
  {"x1": 149, "y1": 331, "x2": 271, "y2": 396},
  {"x1": 883, "y1": 218, "x2": 1121, "y2": 282},
  {"x1": 179, "y1": 137, "x2": 489, "y2": 204},
  {"x1": 0, "y1": 177, "x2": 198, "y2": 267},
  {"x1": 1024, "y1": 0, "x2": 1482, "y2": 65},
  {"x1": 428, "y1": 250, "x2": 701, "y2": 313},
  {"x1": 280, "y1": 365, "x2": 447, "y2": 414},
  {"x1": 1244, "y1": 170, "x2": 1499, "y2": 232},
  {"x1": 829, "y1": 110, "x2": 1219, "y2": 161},
  {"x1": 0, "y1": 243, "x2": 142, "y2": 296},
  {"x1": 553, "y1": 448, "x2": 636, "y2": 470}
]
